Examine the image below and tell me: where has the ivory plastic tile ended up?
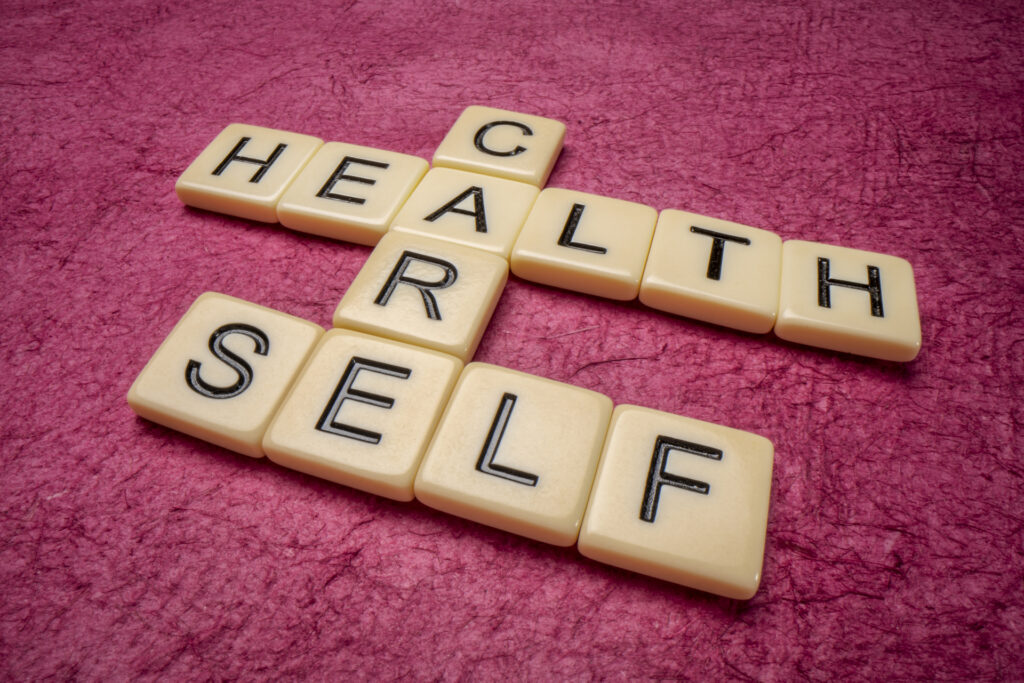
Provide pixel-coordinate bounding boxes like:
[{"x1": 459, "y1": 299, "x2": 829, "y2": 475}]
[
  {"x1": 774, "y1": 240, "x2": 922, "y2": 361},
  {"x1": 263, "y1": 329, "x2": 462, "y2": 501},
  {"x1": 127, "y1": 292, "x2": 324, "y2": 458},
  {"x1": 640, "y1": 210, "x2": 782, "y2": 333},
  {"x1": 414, "y1": 363, "x2": 613, "y2": 546},
  {"x1": 578, "y1": 405, "x2": 774, "y2": 600},
  {"x1": 333, "y1": 232, "x2": 508, "y2": 361},
  {"x1": 510, "y1": 188, "x2": 658, "y2": 300},
  {"x1": 175, "y1": 123, "x2": 323, "y2": 223},
  {"x1": 432, "y1": 105, "x2": 566, "y2": 186},
  {"x1": 389, "y1": 167, "x2": 539, "y2": 258},
  {"x1": 276, "y1": 142, "x2": 428, "y2": 245}
]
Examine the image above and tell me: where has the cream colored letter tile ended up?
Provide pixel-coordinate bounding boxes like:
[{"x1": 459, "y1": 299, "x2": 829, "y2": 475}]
[
  {"x1": 276, "y1": 142, "x2": 428, "y2": 246},
  {"x1": 432, "y1": 106, "x2": 566, "y2": 186},
  {"x1": 333, "y1": 232, "x2": 508, "y2": 361},
  {"x1": 390, "y1": 168, "x2": 539, "y2": 259},
  {"x1": 578, "y1": 405, "x2": 774, "y2": 600},
  {"x1": 414, "y1": 363, "x2": 613, "y2": 546},
  {"x1": 640, "y1": 210, "x2": 782, "y2": 334},
  {"x1": 263, "y1": 329, "x2": 462, "y2": 501},
  {"x1": 175, "y1": 124, "x2": 323, "y2": 223},
  {"x1": 510, "y1": 188, "x2": 658, "y2": 300},
  {"x1": 127, "y1": 292, "x2": 324, "y2": 458},
  {"x1": 774, "y1": 240, "x2": 922, "y2": 361}
]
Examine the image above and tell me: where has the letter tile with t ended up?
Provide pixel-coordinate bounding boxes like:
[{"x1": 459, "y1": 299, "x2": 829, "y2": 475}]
[
  {"x1": 774, "y1": 240, "x2": 922, "y2": 361},
  {"x1": 414, "y1": 363, "x2": 613, "y2": 546},
  {"x1": 333, "y1": 232, "x2": 508, "y2": 361},
  {"x1": 175, "y1": 124, "x2": 323, "y2": 223},
  {"x1": 578, "y1": 405, "x2": 774, "y2": 600},
  {"x1": 276, "y1": 142, "x2": 429, "y2": 245},
  {"x1": 389, "y1": 167, "x2": 539, "y2": 259},
  {"x1": 511, "y1": 188, "x2": 658, "y2": 300},
  {"x1": 127, "y1": 292, "x2": 324, "y2": 457},
  {"x1": 432, "y1": 106, "x2": 566, "y2": 186},
  {"x1": 640, "y1": 210, "x2": 783, "y2": 334},
  {"x1": 263, "y1": 329, "x2": 462, "y2": 501}
]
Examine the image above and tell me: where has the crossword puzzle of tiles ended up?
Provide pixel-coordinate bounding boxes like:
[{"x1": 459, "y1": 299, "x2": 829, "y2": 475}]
[{"x1": 131, "y1": 105, "x2": 922, "y2": 599}]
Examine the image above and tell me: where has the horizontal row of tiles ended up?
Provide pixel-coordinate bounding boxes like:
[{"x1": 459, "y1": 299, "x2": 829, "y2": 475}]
[
  {"x1": 176, "y1": 120, "x2": 921, "y2": 361},
  {"x1": 130, "y1": 292, "x2": 774, "y2": 600}
]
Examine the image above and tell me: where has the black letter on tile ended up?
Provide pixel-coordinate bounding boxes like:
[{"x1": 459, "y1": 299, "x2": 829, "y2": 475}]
[
  {"x1": 315, "y1": 357, "x2": 412, "y2": 444},
  {"x1": 475, "y1": 393, "x2": 538, "y2": 486},
  {"x1": 374, "y1": 251, "x2": 458, "y2": 321},
  {"x1": 690, "y1": 226, "x2": 752, "y2": 280},
  {"x1": 212, "y1": 137, "x2": 287, "y2": 183},
  {"x1": 817, "y1": 257, "x2": 884, "y2": 317},
  {"x1": 474, "y1": 121, "x2": 533, "y2": 157},
  {"x1": 185, "y1": 323, "x2": 270, "y2": 399},
  {"x1": 558, "y1": 203, "x2": 607, "y2": 254},
  {"x1": 424, "y1": 186, "x2": 487, "y2": 233},
  {"x1": 640, "y1": 436, "x2": 723, "y2": 523},
  {"x1": 316, "y1": 156, "x2": 390, "y2": 205}
]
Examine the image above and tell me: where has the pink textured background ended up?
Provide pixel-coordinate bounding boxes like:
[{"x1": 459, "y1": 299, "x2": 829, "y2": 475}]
[{"x1": 2, "y1": 0, "x2": 1022, "y2": 679}]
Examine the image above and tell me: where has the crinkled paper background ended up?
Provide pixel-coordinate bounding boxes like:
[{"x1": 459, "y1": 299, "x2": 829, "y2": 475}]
[{"x1": 2, "y1": 0, "x2": 1022, "y2": 679}]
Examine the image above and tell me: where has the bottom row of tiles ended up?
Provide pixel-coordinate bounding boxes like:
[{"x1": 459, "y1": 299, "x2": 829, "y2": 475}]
[{"x1": 128, "y1": 292, "x2": 774, "y2": 600}]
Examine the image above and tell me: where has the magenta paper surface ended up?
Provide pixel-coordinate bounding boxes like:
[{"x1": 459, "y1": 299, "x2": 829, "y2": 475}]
[{"x1": 2, "y1": 1, "x2": 1022, "y2": 679}]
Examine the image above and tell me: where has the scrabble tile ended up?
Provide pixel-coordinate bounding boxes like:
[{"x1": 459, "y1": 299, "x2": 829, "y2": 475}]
[
  {"x1": 578, "y1": 405, "x2": 774, "y2": 600},
  {"x1": 640, "y1": 210, "x2": 782, "y2": 334},
  {"x1": 774, "y1": 240, "x2": 922, "y2": 361},
  {"x1": 432, "y1": 105, "x2": 566, "y2": 186},
  {"x1": 414, "y1": 363, "x2": 613, "y2": 546},
  {"x1": 510, "y1": 188, "x2": 658, "y2": 300},
  {"x1": 390, "y1": 168, "x2": 539, "y2": 259},
  {"x1": 276, "y1": 142, "x2": 428, "y2": 246},
  {"x1": 128, "y1": 292, "x2": 324, "y2": 458},
  {"x1": 263, "y1": 329, "x2": 462, "y2": 501},
  {"x1": 175, "y1": 123, "x2": 323, "y2": 223},
  {"x1": 333, "y1": 232, "x2": 508, "y2": 361}
]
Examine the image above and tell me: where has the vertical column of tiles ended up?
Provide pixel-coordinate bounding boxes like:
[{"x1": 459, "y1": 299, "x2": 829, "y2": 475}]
[
  {"x1": 511, "y1": 188, "x2": 658, "y2": 300},
  {"x1": 774, "y1": 240, "x2": 921, "y2": 361},
  {"x1": 414, "y1": 363, "x2": 613, "y2": 546},
  {"x1": 389, "y1": 167, "x2": 539, "y2": 259},
  {"x1": 432, "y1": 105, "x2": 566, "y2": 186},
  {"x1": 640, "y1": 210, "x2": 782, "y2": 334},
  {"x1": 175, "y1": 124, "x2": 323, "y2": 223},
  {"x1": 578, "y1": 405, "x2": 773, "y2": 599},
  {"x1": 333, "y1": 231, "x2": 508, "y2": 361},
  {"x1": 127, "y1": 292, "x2": 324, "y2": 457},
  {"x1": 263, "y1": 329, "x2": 462, "y2": 501},
  {"x1": 276, "y1": 142, "x2": 429, "y2": 245}
]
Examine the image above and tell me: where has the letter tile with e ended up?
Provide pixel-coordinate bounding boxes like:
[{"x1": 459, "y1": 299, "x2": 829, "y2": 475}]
[
  {"x1": 333, "y1": 232, "x2": 508, "y2": 361},
  {"x1": 276, "y1": 142, "x2": 429, "y2": 245},
  {"x1": 414, "y1": 363, "x2": 613, "y2": 546},
  {"x1": 175, "y1": 123, "x2": 323, "y2": 223},
  {"x1": 263, "y1": 329, "x2": 463, "y2": 501},
  {"x1": 127, "y1": 292, "x2": 324, "y2": 457},
  {"x1": 578, "y1": 405, "x2": 774, "y2": 600}
]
